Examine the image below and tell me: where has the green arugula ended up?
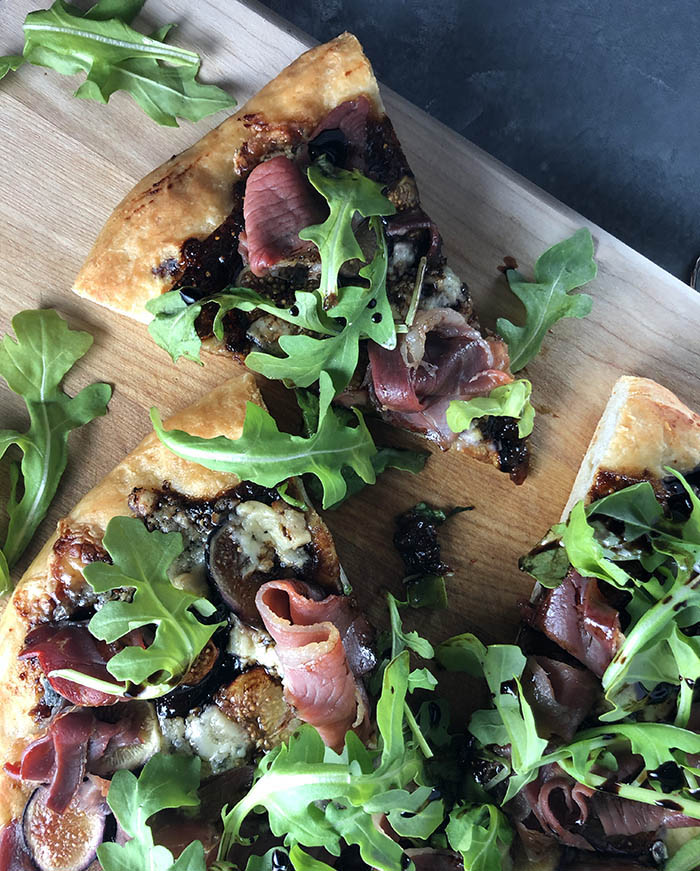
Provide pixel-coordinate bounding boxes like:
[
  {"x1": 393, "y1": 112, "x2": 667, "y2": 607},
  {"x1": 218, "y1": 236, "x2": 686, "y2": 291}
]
[
  {"x1": 246, "y1": 216, "x2": 396, "y2": 393},
  {"x1": 151, "y1": 372, "x2": 377, "y2": 509},
  {"x1": 218, "y1": 652, "x2": 436, "y2": 871},
  {"x1": 98, "y1": 753, "x2": 206, "y2": 871},
  {"x1": 666, "y1": 833, "x2": 700, "y2": 871},
  {"x1": 0, "y1": 310, "x2": 111, "y2": 593},
  {"x1": 440, "y1": 633, "x2": 700, "y2": 815},
  {"x1": 522, "y1": 471, "x2": 700, "y2": 723},
  {"x1": 146, "y1": 286, "x2": 335, "y2": 365},
  {"x1": 1, "y1": 0, "x2": 235, "y2": 126},
  {"x1": 53, "y1": 516, "x2": 223, "y2": 696},
  {"x1": 298, "y1": 162, "x2": 396, "y2": 306},
  {"x1": 296, "y1": 387, "x2": 428, "y2": 508},
  {"x1": 146, "y1": 171, "x2": 396, "y2": 393},
  {"x1": 446, "y1": 803, "x2": 513, "y2": 871},
  {"x1": 497, "y1": 228, "x2": 597, "y2": 372},
  {"x1": 446, "y1": 379, "x2": 535, "y2": 439}
]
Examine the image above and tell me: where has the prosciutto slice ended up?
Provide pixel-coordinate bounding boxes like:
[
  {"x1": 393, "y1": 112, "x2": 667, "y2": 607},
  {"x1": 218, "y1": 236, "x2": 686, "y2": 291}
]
[
  {"x1": 308, "y1": 96, "x2": 371, "y2": 169},
  {"x1": 522, "y1": 570, "x2": 623, "y2": 677},
  {"x1": 20, "y1": 621, "x2": 125, "y2": 706},
  {"x1": 522, "y1": 655, "x2": 599, "y2": 742},
  {"x1": 255, "y1": 580, "x2": 370, "y2": 751},
  {"x1": 368, "y1": 308, "x2": 512, "y2": 447},
  {"x1": 241, "y1": 155, "x2": 326, "y2": 276},
  {"x1": 6, "y1": 707, "x2": 143, "y2": 814}
]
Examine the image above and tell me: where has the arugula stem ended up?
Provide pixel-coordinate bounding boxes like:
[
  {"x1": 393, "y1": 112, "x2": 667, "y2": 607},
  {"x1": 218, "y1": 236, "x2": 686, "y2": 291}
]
[
  {"x1": 404, "y1": 702, "x2": 433, "y2": 759},
  {"x1": 602, "y1": 573, "x2": 697, "y2": 695},
  {"x1": 675, "y1": 678, "x2": 693, "y2": 729}
]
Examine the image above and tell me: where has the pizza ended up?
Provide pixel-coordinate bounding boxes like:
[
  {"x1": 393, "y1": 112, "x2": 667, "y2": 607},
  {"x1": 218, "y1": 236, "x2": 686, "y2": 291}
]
[
  {"x1": 0, "y1": 369, "x2": 375, "y2": 869},
  {"x1": 72, "y1": 33, "x2": 529, "y2": 484},
  {"x1": 474, "y1": 377, "x2": 700, "y2": 869}
]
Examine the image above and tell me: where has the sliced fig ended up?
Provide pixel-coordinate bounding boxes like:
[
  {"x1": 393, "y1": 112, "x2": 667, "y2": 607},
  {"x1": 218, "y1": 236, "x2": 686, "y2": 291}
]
[
  {"x1": 206, "y1": 517, "x2": 272, "y2": 626},
  {"x1": 90, "y1": 702, "x2": 164, "y2": 776},
  {"x1": 22, "y1": 784, "x2": 107, "y2": 871},
  {"x1": 214, "y1": 667, "x2": 300, "y2": 751}
]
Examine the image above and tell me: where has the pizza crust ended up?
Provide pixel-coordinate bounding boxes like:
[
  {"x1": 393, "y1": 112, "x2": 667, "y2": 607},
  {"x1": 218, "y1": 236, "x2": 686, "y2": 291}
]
[
  {"x1": 562, "y1": 375, "x2": 700, "y2": 518},
  {"x1": 72, "y1": 33, "x2": 382, "y2": 323},
  {"x1": 0, "y1": 366, "x2": 335, "y2": 826}
]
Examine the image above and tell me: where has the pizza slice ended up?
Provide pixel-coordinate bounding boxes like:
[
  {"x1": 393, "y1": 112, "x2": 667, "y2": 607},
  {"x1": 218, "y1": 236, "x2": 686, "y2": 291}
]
[
  {"x1": 461, "y1": 376, "x2": 700, "y2": 869},
  {"x1": 0, "y1": 368, "x2": 375, "y2": 869},
  {"x1": 72, "y1": 33, "x2": 531, "y2": 483}
]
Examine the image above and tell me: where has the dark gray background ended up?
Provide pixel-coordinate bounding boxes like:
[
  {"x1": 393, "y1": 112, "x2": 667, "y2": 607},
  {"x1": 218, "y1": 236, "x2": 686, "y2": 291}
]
[{"x1": 260, "y1": 0, "x2": 699, "y2": 282}]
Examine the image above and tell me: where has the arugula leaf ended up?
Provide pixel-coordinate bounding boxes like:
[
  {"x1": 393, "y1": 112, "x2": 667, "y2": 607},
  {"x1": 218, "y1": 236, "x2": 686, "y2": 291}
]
[
  {"x1": 98, "y1": 753, "x2": 206, "y2": 871},
  {"x1": 446, "y1": 379, "x2": 535, "y2": 438},
  {"x1": 526, "y1": 471, "x2": 700, "y2": 723},
  {"x1": 146, "y1": 286, "x2": 335, "y2": 365},
  {"x1": 297, "y1": 388, "x2": 428, "y2": 507},
  {"x1": 438, "y1": 634, "x2": 547, "y2": 801},
  {"x1": 497, "y1": 228, "x2": 597, "y2": 372},
  {"x1": 600, "y1": 572, "x2": 700, "y2": 723},
  {"x1": 4, "y1": 0, "x2": 235, "y2": 126},
  {"x1": 246, "y1": 216, "x2": 396, "y2": 393},
  {"x1": 446, "y1": 803, "x2": 513, "y2": 871},
  {"x1": 447, "y1": 629, "x2": 700, "y2": 816},
  {"x1": 219, "y1": 652, "x2": 426, "y2": 871},
  {"x1": 387, "y1": 592, "x2": 435, "y2": 660},
  {"x1": 666, "y1": 832, "x2": 700, "y2": 871},
  {"x1": 81, "y1": 516, "x2": 223, "y2": 694},
  {"x1": 151, "y1": 372, "x2": 377, "y2": 509},
  {"x1": 0, "y1": 55, "x2": 23, "y2": 79},
  {"x1": 147, "y1": 183, "x2": 396, "y2": 393},
  {"x1": 298, "y1": 162, "x2": 396, "y2": 306},
  {"x1": 0, "y1": 310, "x2": 111, "y2": 590}
]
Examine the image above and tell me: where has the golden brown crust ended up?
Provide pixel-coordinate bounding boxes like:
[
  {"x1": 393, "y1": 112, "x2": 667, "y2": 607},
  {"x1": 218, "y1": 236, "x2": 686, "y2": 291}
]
[
  {"x1": 72, "y1": 33, "x2": 382, "y2": 322},
  {"x1": 0, "y1": 367, "x2": 336, "y2": 826},
  {"x1": 562, "y1": 376, "x2": 700, "y2": 518}
]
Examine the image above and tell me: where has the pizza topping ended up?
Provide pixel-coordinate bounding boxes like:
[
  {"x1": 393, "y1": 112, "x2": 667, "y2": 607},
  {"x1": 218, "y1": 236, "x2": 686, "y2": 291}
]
[
  {"x1": 521, "y1": 655, "x2": 598, "y2": 743},
  {"x1": 385, "y1": 207, "x2": 442, "y2": 265},
  {"x1": 369, "y1": 307, "x2": 511, "y2": 413},
  {"x1": 214, "y1": 667, "x2": 300, "y2": 751},
  {"x1": 241, "y1": 155, "x2": 326, "y2": 277},
  {"x1": 206, "y1": 501, "x2": 313, "y2": 626},
  {"x1": 367, "y1": 307, "x2": 513, "y2": 448},
  {"x1": 9, "y1": 705, "x2": 148, "y2": 814},
  {"x1": 307, "y1": 96, "x2": 371, "y2": 168},
  {"x1": 22, "y1": 780, "x2": 109, "y2": 871},
  {"x1": 521, "y1": 570, "x2": 623, "y2": 678},
  {"x1": 0, "y1": 820, "x2": 35, "y2": 871},
  {"x1": 255, "y1": 579, "x2": 371, "y2": 751},
  {"x1": 158, "y1": 703, "x2": 252, "y2": 775},
  {"x1": 20, "y1": 622, "x2": 125, "y2": 707}
]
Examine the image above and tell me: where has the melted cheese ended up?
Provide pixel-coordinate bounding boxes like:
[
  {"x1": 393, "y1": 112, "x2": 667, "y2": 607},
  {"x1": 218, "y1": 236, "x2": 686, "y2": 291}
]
[
  {"x1": 235, "y1": 501, "x2": 312, "y2": 572},
  {"x1": 424, "y1": 265, "x2": 465, "y2": 309},
  {"x1": 159, "y1": 704, "x2": 252, "y2": 775},
  {"x1": 227, "y1": 614, "x2": 281, "y2": 676}
]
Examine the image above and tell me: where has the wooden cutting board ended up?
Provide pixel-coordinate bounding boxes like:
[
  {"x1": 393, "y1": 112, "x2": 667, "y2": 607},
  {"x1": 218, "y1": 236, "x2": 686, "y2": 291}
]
[{"x1": 2, "y1": 0, "x2": 700, "y2": 652}]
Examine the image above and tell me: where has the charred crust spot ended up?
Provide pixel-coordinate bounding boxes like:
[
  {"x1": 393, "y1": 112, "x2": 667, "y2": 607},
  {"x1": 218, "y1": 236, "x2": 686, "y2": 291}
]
[{"x1": 152, "y1": 257, "x2": 180, "y2": 279}]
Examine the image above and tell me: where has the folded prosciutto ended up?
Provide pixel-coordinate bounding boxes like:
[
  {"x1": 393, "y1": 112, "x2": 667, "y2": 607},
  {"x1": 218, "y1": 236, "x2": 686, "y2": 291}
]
[
  {"x1": 255, "y1": 580, "x2": 372, "y2": 751},
  {"x1": 367, "y1": 308, "x2": 513, "y2": 447}
]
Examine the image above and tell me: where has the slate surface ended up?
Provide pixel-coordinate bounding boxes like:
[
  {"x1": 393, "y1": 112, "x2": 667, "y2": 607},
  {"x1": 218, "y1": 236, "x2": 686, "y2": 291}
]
[{"x1": 261, "y1": 0, "x2": 700, "y2": 282}]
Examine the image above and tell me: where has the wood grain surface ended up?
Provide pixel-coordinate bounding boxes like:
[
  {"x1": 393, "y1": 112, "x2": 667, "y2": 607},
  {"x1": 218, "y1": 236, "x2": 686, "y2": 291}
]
[{"x1": 1, "y1": 0, "x2": 699, "y2": 656}]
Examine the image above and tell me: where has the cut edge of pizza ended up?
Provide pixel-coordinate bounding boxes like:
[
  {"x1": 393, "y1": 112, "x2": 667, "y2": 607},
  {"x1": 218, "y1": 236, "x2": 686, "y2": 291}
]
[
  {"x1": 72, "y1": 32, "x2": 530, "y2": 483},
  {"x1": 0, "y1": 366, "x2": 375, "y2": 868}
]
